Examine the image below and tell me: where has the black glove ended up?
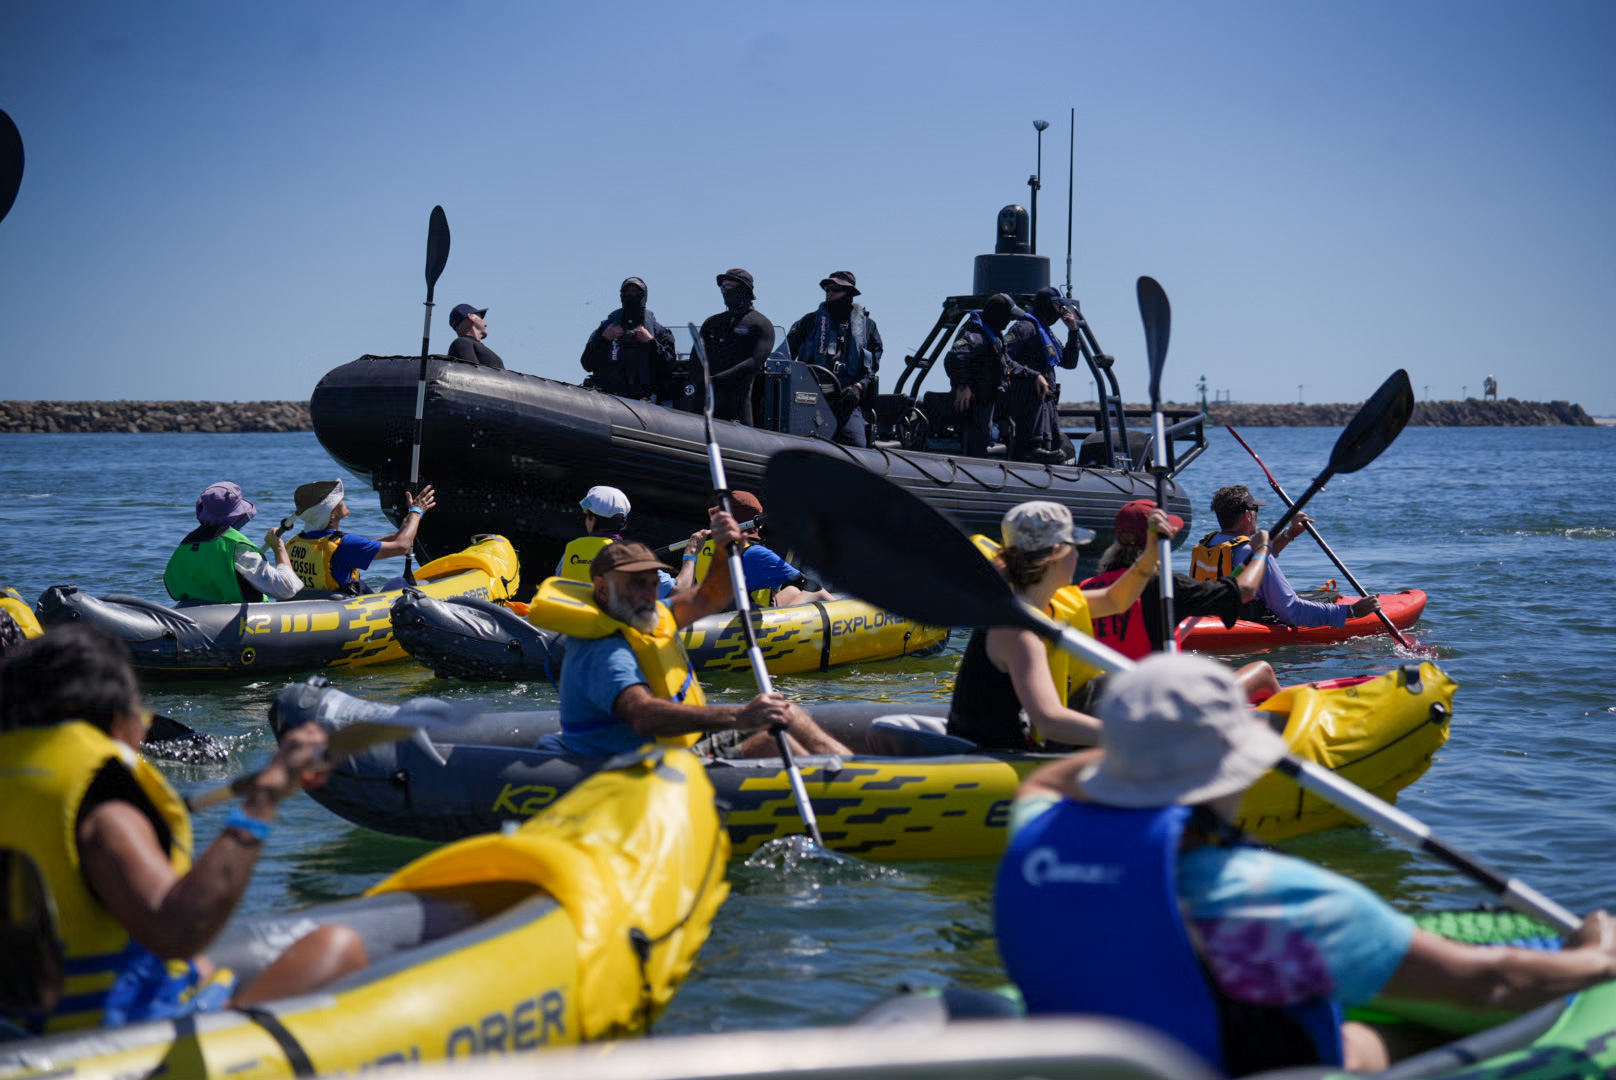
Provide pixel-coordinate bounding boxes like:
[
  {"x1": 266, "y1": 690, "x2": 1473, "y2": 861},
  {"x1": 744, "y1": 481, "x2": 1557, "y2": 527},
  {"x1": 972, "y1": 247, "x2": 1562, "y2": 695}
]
[{"x1": 837, "y1": 384, "x2": 863, "y2": 408}]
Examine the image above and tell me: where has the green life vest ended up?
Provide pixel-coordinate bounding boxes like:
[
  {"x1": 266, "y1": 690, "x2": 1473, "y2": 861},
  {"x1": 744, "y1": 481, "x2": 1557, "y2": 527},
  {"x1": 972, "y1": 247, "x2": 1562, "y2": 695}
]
[{"x1": 163, "y1": 528, "x2": 263, "y2": 603}]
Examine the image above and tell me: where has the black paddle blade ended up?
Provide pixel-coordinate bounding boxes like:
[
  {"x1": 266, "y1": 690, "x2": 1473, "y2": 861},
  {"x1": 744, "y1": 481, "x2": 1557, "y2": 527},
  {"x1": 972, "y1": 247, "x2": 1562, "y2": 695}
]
[
  {"x1": 1330, "y1": 369, "x2": 1415, "y2": 475},
  {"x1": 1137, "y1": 276, "x2": 1170, "y2": 404},
  {"x1": 766, "y1": 450, "x2": 1038, "y2": 633},
  {"x1": 425, "y1": 205, "x2": 450, "y2": 287},
  {"x1": 0, "y1": 109, "x2": 23, "y2": 225}
]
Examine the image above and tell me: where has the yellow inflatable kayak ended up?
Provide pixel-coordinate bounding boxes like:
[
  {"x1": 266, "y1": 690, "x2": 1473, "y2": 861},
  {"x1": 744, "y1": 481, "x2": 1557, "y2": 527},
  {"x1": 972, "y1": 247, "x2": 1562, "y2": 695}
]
[
  {"x1": 33, "y1": 535, "x2": 520, "y2": 679},
  {"x1": 0, "y1": 746, "x2": 728, "y2": 1079},
  {"x1": 0, "y1": 586, "x2": 42, "y2": 639}
]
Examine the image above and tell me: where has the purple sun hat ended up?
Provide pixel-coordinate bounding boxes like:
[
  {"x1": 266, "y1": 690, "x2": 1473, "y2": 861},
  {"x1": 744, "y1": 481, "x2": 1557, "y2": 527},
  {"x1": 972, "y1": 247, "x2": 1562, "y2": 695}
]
[{"x1": 195, "y1": 481, "x2": 257, "y2": 526}]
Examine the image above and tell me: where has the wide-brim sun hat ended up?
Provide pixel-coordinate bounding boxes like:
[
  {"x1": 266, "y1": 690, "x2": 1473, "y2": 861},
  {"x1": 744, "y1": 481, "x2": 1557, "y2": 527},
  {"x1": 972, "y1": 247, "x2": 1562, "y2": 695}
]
[
  {"x1": 1078, "y1": 654, "x2": 1289, "y2": 808},
  {"x1": 196, "y1": 481, "x2": 257, "y2": 526}
]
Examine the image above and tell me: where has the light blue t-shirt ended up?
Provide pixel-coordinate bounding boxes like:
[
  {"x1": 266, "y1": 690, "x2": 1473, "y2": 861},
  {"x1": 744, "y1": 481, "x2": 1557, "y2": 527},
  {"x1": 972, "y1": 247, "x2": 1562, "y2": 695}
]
[
  {"x1": 1011, "y1": 795, "x2": 1413, "y2": 1008},
  {"x1": 536, "y1": 633, "x2": 653, "y2": 758}
]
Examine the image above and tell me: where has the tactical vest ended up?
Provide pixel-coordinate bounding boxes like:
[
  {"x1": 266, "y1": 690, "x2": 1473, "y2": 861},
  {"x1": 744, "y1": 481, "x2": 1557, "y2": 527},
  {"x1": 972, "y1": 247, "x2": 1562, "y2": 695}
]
[
  {"x1": 0, "y1": 722, "x2": 193, "y2": 1033},
  {"x1": 525, "y1": 576, "x2": 704, "y2": 749},
  {"x1": 163, "y1": 528, "x2": 263, "y2": 603},
  {"x1": 797, "y1": 303, "x2": 873, "y2": 384}
]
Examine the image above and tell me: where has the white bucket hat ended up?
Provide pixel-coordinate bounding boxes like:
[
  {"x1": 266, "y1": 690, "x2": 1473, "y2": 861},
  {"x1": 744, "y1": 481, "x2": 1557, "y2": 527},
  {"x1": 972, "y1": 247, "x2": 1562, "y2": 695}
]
[
  {"x1": 293, "y1": 479, "x2": 345, "y2": 532},
  {"x1": 1001, "y1": 501, "x2": 1095, "y2": 552},
  {"x1": 1079, "y1": 654, "x2": 1288, "y2": 807},
  {"x1": 579, "y1": 485, "x2": 631, "y2": 519}
]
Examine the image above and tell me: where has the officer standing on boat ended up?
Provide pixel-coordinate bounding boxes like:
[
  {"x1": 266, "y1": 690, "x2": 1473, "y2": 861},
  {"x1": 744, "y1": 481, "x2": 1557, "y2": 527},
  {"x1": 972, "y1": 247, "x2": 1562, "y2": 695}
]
[
  {"x1": 786, "y1": 271, "x2": 884, "y2": 447},
  {"x1": 579, "y1": 277, "x2": 677, "y2": 401},
  {"x1": 446, "y1": 303, "x2": 506, "y2": 371},
  {"x1": 1002, "y1": 286, "x2": 1081, "y2": 463},
  {"x1": 694, "y1": 269, "x2": 774, "y2": 426},
  {"x1": 944, "y1": 293, "x2": 1023, "y2": 458}
]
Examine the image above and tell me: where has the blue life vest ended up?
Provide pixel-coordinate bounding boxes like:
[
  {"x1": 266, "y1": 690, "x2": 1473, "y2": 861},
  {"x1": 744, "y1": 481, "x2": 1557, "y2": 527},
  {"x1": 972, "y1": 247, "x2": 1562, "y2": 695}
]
[
  {"x1": 994, "y1": 801, "x2": 1343, "y2": 1075},
  {"x1": 1013, "y1": 313, "x2": 1063, "y2": 374},
  {"x1": 797, "y1": 303, "x2": 873, "y2": 383}
]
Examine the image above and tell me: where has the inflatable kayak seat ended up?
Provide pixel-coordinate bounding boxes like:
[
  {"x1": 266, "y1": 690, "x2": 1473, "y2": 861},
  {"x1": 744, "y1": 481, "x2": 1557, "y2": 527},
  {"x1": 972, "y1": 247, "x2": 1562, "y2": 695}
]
[{"x1": 867, "y1": 715, "x2": 979, "y2": 757}]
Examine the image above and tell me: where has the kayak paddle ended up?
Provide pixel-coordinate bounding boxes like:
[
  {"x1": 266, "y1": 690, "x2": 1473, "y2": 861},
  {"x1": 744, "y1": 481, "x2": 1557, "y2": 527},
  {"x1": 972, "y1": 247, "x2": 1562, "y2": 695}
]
[
  {"x1": 689, "y1": 325, "x2": 826, "y2": 850},
  {"x1": 1137, "y1": 276, "x2": 1177, "y2": 653},
  {"x1": 657, "y1": 513, "x2": 766, "y2": 557},
  {"x1": 1226, "y1": 424, "x2": 1424, "y2": 652},
  {"x1": 142, "y1": 713, "x2": 228, "y2": 764},
  {"x1": 1267, "y1": 369, "x2": 1416, "y2": 539},
  {"x1": 0, "y1": 109, "x2": 22, "y2": 226},
  {"x1": 405, "y1": 205, "x2": 451, "y2": 583},
  {"x1": 766, "y1": 449, "x2": 1582, "y2": 933}
]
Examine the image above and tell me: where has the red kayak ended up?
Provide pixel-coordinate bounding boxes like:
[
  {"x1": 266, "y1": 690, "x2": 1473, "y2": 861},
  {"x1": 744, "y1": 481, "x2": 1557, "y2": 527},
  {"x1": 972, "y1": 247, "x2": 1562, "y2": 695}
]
[{"x1": 1179, "y1": 589, "x2": 1426, "y2": 652}]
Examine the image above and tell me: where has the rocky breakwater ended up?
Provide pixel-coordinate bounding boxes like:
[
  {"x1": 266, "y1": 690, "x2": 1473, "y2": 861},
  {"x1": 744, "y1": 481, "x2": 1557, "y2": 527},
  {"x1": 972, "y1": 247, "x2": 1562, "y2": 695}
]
[
  {"x1": 1062, "y1": 399, "x2": 1595, "y2": 427},
  {"x1": 0, "y1": 401, "x2": 313, "y2": 434}
]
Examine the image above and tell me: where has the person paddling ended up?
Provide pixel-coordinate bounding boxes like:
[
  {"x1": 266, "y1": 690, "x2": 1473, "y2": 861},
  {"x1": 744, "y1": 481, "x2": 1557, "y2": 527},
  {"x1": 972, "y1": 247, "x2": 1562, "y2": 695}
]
[
  {"x1": 995, "y1": 654, "x2": 1616, "y2": 1076},
  {"x1": 284, "y1": 479, "x2": 434, "y2": 596},
  {"x1": 163, "y1": 482, "x2": 301, "y2": 604},
  {"x1": 946, "y1": 500, "x2": 1170, "y2": 751},
  {"x1": 0, "y1": 626, "x2": 366, "y2": 1034},
  {"x1": 1081, "y1": 498, "x2": 1281, "y2": 702},
  {"x1": 689, "y1": 491, "x2": 832, "y2": 609},
  {"x1": 528, "y1": 517, "x2": 850, "y2": 761},
  {"x1": 554, "y1": 485, "x2": 696, "y2": 600}
]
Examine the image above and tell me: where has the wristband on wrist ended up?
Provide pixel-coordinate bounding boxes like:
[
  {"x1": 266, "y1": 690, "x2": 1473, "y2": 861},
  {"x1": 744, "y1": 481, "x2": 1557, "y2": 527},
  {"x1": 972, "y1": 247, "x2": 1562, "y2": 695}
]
[
  {"x1": 224, "y1": 806, "x2": 272, "y2": 845},
  {"x1": 682, "y1": 553, "x2": 698, "y2": 562},
  {"x1": 407, "y1": 506, "x2": 424, "y2": 516},
  {"x1": 1248, "y1": 553, "x2": 1267, "y2": 565}
]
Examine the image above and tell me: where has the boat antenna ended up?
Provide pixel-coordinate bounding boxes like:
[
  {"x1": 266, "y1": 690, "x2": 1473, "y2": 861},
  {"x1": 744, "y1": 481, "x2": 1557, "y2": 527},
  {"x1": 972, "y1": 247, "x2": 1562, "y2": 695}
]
[
  {"x1": 1029, "y1": 119, "x2": 1048, "y2": 254},
  {"x1": 1065, "y1": 107, "x2": 1074, "y2": 298}
]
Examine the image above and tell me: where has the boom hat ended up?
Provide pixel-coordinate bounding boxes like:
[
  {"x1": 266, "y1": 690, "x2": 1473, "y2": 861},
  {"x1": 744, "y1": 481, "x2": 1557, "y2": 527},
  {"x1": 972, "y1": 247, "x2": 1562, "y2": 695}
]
[
  {"x1": 590, "y1": 541, "x2": 666, "y2": 579},
  {"x1": 1113, "y1": 498, "x2": 1184, "y2": 548},
  {"x1": 579, "y1": 485, "x2": 631, "y2": 519},
  {"x1": 1001, "y1": 500, "x2": 1095, "y2": 552},
  {"x1": 1078, "y1": 653, "x2": 1288, "y2": 808},
  {"x1": 708, "y1": 490, "x2": 763, "y2": 519},
  {"x1": 1211, "y1": 485, "x2": 1264, "y2": 527},
  {"x1": 448, "y1": 303, "x2": 487, "y2": 331},
  {"x1": 818, "y1": 270, "x2": 860, "y2": 296},
  {"x1": 195, "y1": 481, "x2": 257, "y2": 527},
  {"x1": 716, "y1": 268, "x2": 755, "y2": 293},
  {"x1": 294, "y1": 479, "x2": 345, "y2": 531}
]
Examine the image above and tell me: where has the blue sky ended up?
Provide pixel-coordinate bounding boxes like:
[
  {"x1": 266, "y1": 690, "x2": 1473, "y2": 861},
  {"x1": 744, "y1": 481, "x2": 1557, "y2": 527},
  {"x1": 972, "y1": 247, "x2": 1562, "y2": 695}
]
[{"x1": 1, "y1": 1, "x2": 1610, "y2": 411}]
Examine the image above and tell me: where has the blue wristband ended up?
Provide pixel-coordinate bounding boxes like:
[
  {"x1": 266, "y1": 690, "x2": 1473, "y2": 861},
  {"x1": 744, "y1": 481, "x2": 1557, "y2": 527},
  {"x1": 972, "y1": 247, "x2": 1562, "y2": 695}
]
[
  {"x1": 225, "y1": 806, "x2": 272, "y2": 843},
  {"x1": 682, "y1": 553, "x2": 698, "y2": 562},
  {"x1": 407, "y1": 506, "x2": 424, "y2": 516},
  {"x1": 1248, "y1": 553, "x2": 1267, "y2": 566}
]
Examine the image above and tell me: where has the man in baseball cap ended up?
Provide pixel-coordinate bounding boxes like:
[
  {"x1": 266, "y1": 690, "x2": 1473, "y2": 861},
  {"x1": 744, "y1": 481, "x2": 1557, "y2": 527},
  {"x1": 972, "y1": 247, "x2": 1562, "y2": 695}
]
[
  {"x1": 447, "y1": 303, "x2": 505, "y2": 371},
  {"x1": 282, "y1": 478, "x2": 436, "y2": 595},
  {"x1": 164, "y1": 481, "x2": 302, "y2": 603},
  {"x1": 785, "y1": 271, "x2": 884, "y2": 447},
  {"x1": 532, "y1": 510, "x2": 852, "y2": 761}
]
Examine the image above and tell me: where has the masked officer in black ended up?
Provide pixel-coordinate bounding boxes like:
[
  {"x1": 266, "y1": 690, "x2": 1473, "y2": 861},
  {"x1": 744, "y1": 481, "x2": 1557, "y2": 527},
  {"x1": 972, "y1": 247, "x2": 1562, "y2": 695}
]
[
  {"x1": 785, "y1": 270, "x2": 884, "y2": 447},
  {"x1": 579, "y1": 277, "x2": 678, "y2": 400},
  {"x1": 694, "y1": 269, "x2": 775, "y2": 425},
  {"x1": 944, "y1": 293, "x2": 1027, "y2": 458},
  {"x1": 1002, "y1": 285, "x2": 1082, "y2": 462}
]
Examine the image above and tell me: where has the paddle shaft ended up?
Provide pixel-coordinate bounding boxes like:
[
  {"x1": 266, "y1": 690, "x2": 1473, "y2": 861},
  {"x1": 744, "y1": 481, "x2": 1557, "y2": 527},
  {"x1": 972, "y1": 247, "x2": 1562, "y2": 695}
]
[
  {"x1": 1138, "y1": 277, "x2": 1177, "y2": 653},
  {"x1": 658, "y1": 514, "x2": 765, "y2": 557},
  {"x1": 1021, "y1": 604, "x2": 1579, "y2": 932},
  {"x1": 184, "y1": 719, "x2": 429, "y2": 813},
  {"x1": 1225, "y1": 426, "x2": 1414, "y2": 647},
  {"x1": 407, "y1": 207, "x2": 451, "y2": 581},
  {"x1": 690, "y1": 326, "x2": 824, "y2": 847}
]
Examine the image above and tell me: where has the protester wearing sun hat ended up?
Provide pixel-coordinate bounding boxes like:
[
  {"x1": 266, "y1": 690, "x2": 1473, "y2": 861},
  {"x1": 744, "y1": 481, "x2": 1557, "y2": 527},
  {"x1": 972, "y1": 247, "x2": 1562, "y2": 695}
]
[
  {"x1": 446, "y1": 303, "x2": 506, "y2": 371},
  {"x1": 164, "y1": 481, "x2": 302, "y2": 603},
  {"x1": 694, "y1": 269, "x2": 774, "y2": 425},
  {"x1": 995, "y1": 654, "x2": 1616, "y2": 1076},
  {"x1": 283, "y1": 479, "x2": 436, "y2": 595},
  {"x1": 946, "y1": 499, "x2": 1171, "y2": 752},
  {"x1": 785, "y1": 271, "x2": 884, "y2": 448},
  {"x1": 1194, "y1": 484, "x2": 1379, "y2": 629},
  {"x1": 530, "y1": 510, "x2": 852, "y2": 762}
]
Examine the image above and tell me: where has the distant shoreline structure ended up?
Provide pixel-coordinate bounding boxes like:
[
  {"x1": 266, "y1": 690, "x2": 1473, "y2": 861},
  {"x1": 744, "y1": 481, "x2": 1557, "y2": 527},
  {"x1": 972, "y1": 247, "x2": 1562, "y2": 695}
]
[{"x1": 0, "y1": 396, "x2": 1599, "y2": 433}]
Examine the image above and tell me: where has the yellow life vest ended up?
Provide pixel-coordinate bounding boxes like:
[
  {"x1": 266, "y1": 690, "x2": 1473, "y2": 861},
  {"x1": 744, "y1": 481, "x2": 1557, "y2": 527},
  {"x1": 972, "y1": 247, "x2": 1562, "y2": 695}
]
[
  {"x1": 1191, "y1": 532, "x2": 1250, "y2": 581},
  {"x1": 1, "y1": 586, "x2": 43, "y2": 638},
  {"x1": 525, "y1": 577, "x2": 703, "y2": 748},
  {"x1": 694, "y1": 541, "x2": 775, "y2": 609},
  {"x1": 0, "y1": 722, "x2": 193, "y2": 1032},
  {"x1": 969, "y1": 535, "x2": 1100, "y2": 706},
  {"x1": 557, "y1": 535, "x2": 615, "y2": 583},
  {"x1": 285, "y1": 531, "x2": 361, "y2": 593}
]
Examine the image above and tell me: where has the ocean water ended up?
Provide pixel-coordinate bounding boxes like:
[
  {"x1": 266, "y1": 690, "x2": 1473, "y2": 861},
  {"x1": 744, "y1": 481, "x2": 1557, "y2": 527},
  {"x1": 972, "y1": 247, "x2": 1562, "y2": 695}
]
[{"x1": 0, "y1": 425, "x2": 1611, "y2": 1035}]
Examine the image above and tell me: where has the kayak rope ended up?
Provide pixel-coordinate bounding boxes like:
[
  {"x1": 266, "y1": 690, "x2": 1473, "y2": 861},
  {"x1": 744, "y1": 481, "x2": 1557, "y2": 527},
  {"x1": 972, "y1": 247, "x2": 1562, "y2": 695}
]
[{"x1": 240, "y1": 1006, "x2": 316, "y2": 1078}]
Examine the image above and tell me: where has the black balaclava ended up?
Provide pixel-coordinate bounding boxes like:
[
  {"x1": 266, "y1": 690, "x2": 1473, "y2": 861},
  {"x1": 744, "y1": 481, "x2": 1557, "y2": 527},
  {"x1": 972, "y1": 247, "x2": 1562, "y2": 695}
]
[
  {"x1": 723, "y1": 283, "x2": 752, "y2": 313},
  {"x1": 982, "y1": 293, "x2": 1016, "y2": 334},
  {"x1": 619, "y1": 277, "x2": 647, "y2": 323},
  {"x1": 1032, "y1": 286, "x2": 1064, "y2": 327}
]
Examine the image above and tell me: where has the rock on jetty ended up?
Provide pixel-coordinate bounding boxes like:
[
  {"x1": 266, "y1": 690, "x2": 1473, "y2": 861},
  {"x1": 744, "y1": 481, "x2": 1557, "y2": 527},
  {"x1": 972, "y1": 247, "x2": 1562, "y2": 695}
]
[
  {"x1": 1065, "y1": 399, "x2": 1594, "y2": 427},
  {"x1": 0, "y1": 401, "x2": 312, "y2": 434}
]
